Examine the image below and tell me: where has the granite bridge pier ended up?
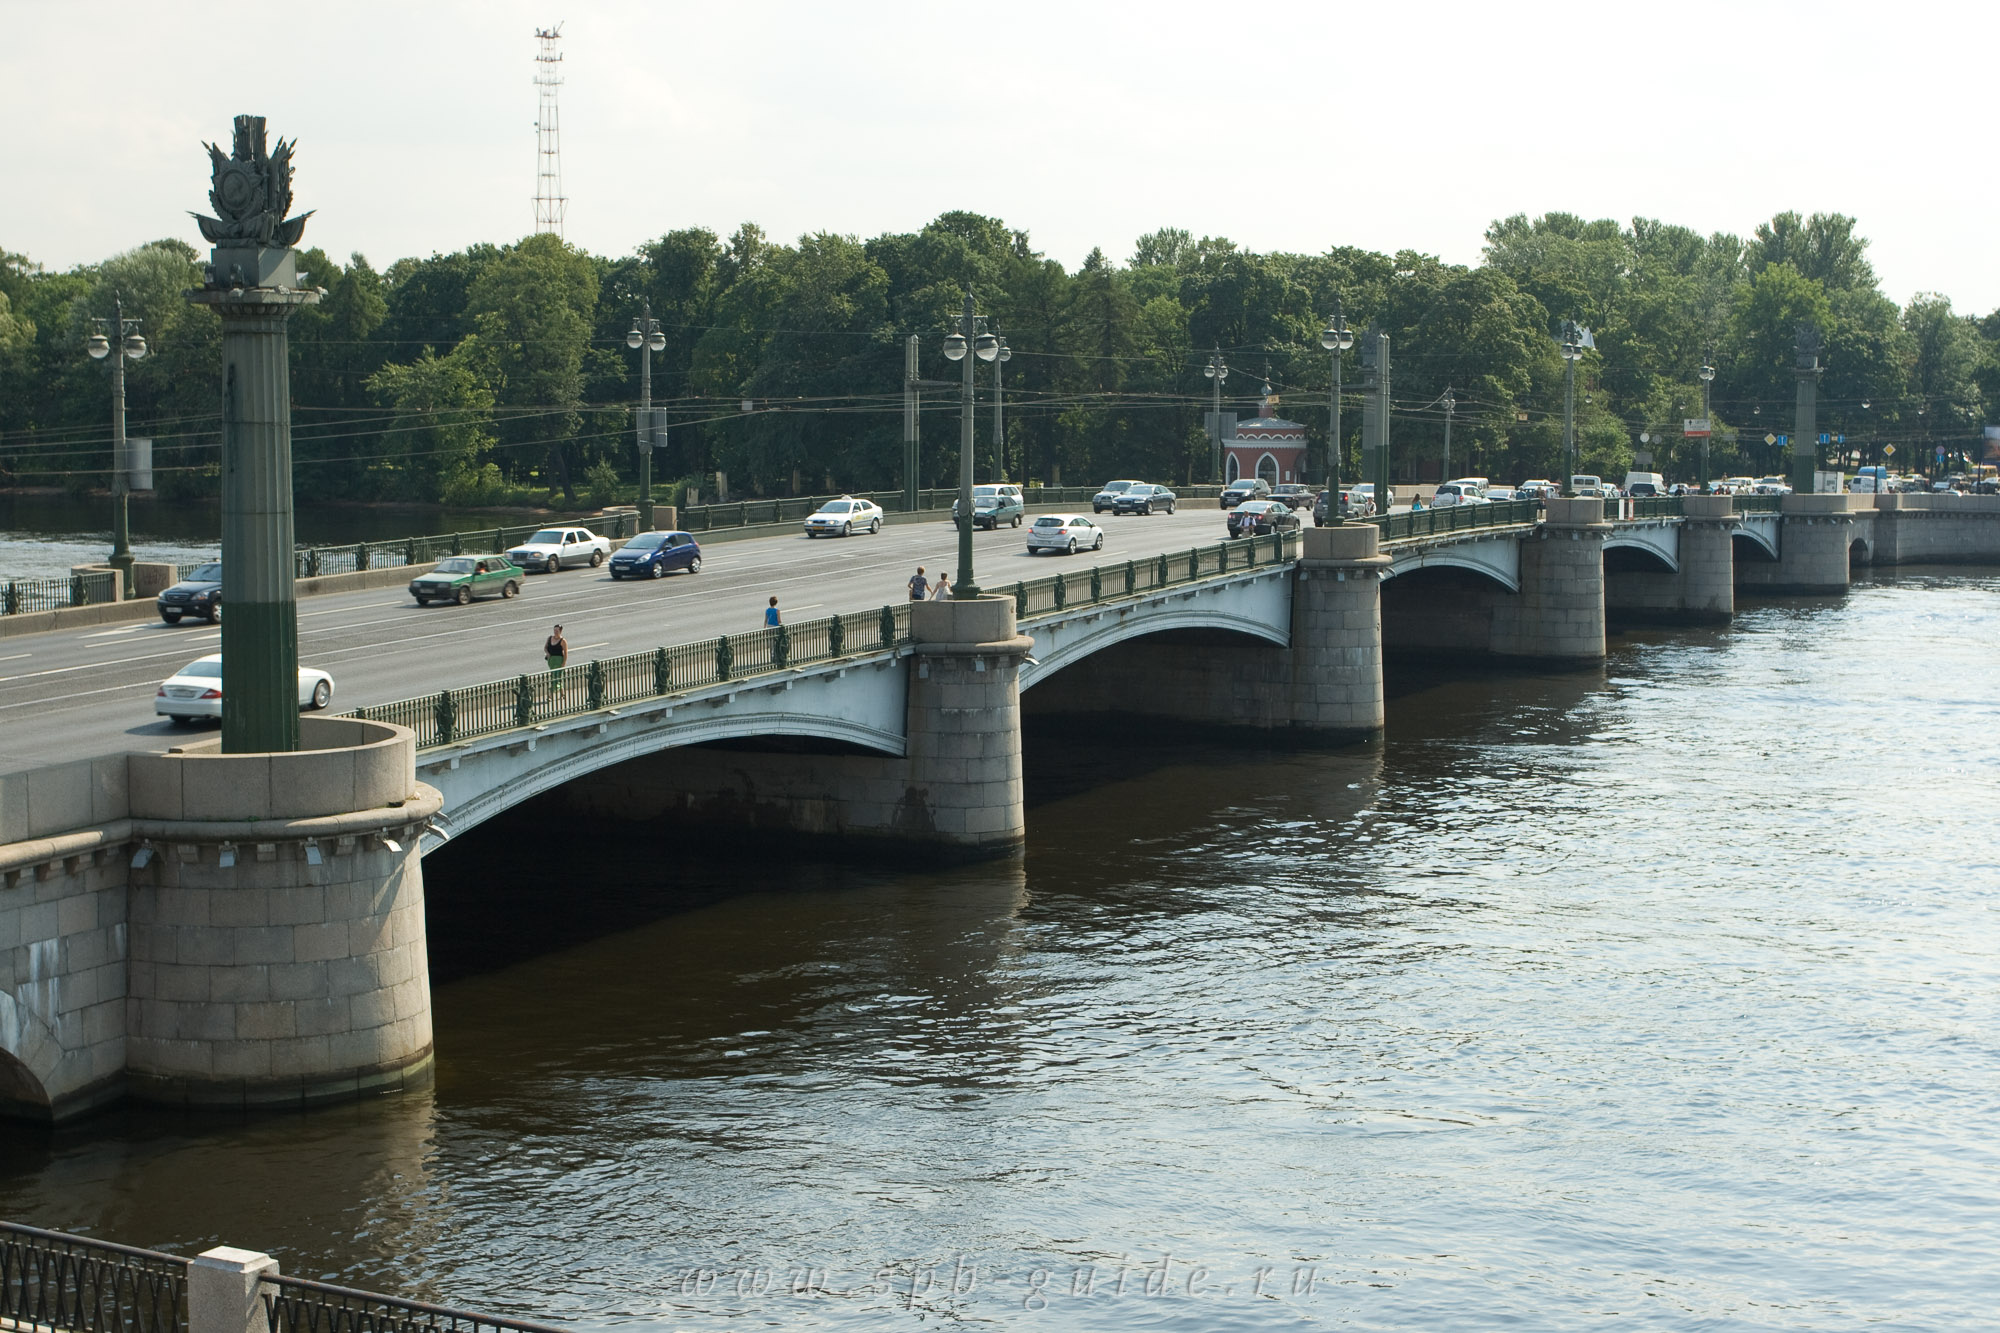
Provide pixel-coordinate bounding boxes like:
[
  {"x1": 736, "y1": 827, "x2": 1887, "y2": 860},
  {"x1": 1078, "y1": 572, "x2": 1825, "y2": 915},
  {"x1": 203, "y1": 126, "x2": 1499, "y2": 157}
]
[{"x1": 3, "y1": 492, "x2": 1997, "y2": 1120}]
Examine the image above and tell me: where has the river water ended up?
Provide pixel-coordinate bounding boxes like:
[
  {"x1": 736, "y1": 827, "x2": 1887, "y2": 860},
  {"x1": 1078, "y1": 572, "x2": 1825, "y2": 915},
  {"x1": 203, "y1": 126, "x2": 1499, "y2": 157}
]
[{"x1": 2, "y1": 570, "x2": 1996, "y2": 1331}]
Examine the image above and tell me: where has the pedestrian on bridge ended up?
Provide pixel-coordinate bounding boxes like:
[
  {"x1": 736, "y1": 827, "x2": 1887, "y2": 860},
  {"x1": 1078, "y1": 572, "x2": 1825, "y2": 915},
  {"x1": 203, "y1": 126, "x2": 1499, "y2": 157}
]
[
  {"x1": 929, "y1": 571, "x2": 952, "y2": 600},
  {"x1": 909, "y1": 566, "x2": 929, "y2": 601},
  {"x1": 765, "y1": 596, "x2": 782, "y2": 627},
  {"x1": 543, "y1": 624, "x2": 568, "y2": 701}
]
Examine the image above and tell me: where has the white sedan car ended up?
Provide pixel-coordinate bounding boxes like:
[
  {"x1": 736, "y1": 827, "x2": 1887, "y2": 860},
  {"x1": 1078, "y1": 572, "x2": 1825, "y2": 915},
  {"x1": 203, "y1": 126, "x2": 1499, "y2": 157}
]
[
  {"x1": 155, "y1": 654, "x2": 334, "y2": 725},
  {"x1": 1025, "y1": 513, "x2": 1104, "y2": 555},
  {"x1": 803, "y1": 496, "x2": 884, "y2": 537},
  {"x1": 505, "y1": 526, "x2": 611, "y2": 574}
]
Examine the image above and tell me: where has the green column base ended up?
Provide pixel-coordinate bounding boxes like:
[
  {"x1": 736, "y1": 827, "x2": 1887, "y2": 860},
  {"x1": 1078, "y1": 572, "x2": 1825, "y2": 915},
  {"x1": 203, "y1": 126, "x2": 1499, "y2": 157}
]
[{"x1": 221, "y1": 597, "x2": 300, "y2": 753}]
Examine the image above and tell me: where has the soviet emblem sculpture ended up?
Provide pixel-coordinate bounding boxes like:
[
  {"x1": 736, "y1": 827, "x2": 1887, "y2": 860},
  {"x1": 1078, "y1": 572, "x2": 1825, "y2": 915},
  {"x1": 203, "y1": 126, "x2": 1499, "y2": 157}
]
[{"x1": 192, "y1": 114, "x2": 314, "y2": 248}]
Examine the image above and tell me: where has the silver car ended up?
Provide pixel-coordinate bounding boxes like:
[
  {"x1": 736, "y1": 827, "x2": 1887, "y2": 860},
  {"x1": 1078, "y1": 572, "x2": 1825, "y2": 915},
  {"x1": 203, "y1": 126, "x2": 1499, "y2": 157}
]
[
  {"x1": 803, "y1": 497, "x2": 884, "y2": 537},
  {"x1": 1026, "y1": 513, "x2": 1104, "y2": 554}
]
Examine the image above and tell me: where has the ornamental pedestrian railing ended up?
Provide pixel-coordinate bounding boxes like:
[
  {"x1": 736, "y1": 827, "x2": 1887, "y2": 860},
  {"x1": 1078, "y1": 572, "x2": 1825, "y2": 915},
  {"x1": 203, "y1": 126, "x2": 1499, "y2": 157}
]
[
  {"x1": 347, "y1": 534, "x2": 1300, "y2": 752},
  {"x1": 1371, "y1": 499, "x2": 1543, "y2": 542},
  {"x1": 1732, "y1": 495, "x2": 1783, "y2": 514},
  {"x1": 0, "y1": 1222, "x2": 572, "y2": 1333},
  {"x1": 0, "y1": 571, "x2": 121, "y2": 616},
  {"x1": 261, "y1": 1273, "x2": 570, "y2": 1333},
  {"x1": 0, "y1": 1220, "x2": 187, "y2": 1333},
  {"x1": 1011, "y1": 530, "x2": 1299, "y2": 620}
]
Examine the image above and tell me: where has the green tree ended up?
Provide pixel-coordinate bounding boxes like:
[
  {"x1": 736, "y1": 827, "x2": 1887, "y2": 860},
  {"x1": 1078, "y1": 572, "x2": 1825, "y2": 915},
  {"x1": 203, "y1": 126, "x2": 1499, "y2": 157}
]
[
  {"x1": 365, "y1": 347, "x2": 497, "y2": 502},
  {"x1": 463, "y1": 233, "x2": 597, "y2": 500}
]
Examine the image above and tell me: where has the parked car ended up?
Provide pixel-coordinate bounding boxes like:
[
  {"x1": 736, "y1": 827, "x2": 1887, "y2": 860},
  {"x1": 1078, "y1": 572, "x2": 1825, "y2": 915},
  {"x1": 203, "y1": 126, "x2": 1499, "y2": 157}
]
[
  {"x1": 1092, "y1": 480, "x2": 1142, "y2": 513},
  {"x1": 1227, "y1": 499, "x2": 1302, "y2": 538},
  {"x1": 156, "y1": 561, "x2": 222, "y2": 624},
  {"x1": 803, "y1": 496, "x2": 884, "y2": 537},
  {"x1": 154, "y1": 654, "x2": 334, "y2": 725},
  {"x1": 955, "y1": 484, "x2": 1025, "y2": 529},
  {"x1": 1268, "y1": 483, "x2": 1315, "y2": 512},
  {"x1": 1517, "y1": 479, "x2": 1556, "y2": 501},
  {"x1": 1487, "y1": 485, "x2": 1519, "y2": 502},
  {"x1": 410, "y1": 554, "x2": 522, "y2": 605},
  {"x1": 1219, "y1": 478, "x2": 1272, "y2": 509},
  {"x1": 608, "y1": 531, "x2": 702, "y2": 579},
  {"x1": 1026, "y1": 513, "x2": 1104, "y2": 554},
  {"x1": 1752, "y1": 477, "x2": 1793, "y2": 496},
  {"x1": 507, "y1": 526, "x2": 611, "y2": 573},
  {"x1": 1112, "y1": 483, "x2": 1177, "y2": 515}
]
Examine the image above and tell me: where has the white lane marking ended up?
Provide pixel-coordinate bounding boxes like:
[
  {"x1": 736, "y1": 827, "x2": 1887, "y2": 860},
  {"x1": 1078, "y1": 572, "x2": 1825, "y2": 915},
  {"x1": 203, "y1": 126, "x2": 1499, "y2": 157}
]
[
  {"x1": 0, "y1": 653, "x2": 30, "y2": 664},
  {"x1": 81, "y1": 625, "x2": 148, "y2": 639},
  {"x1": 301, "y1": 600, "x2": 400, "y2": 617},
  {"x1": 572, "y1": 641, "x2": 611, "y2": 652}
]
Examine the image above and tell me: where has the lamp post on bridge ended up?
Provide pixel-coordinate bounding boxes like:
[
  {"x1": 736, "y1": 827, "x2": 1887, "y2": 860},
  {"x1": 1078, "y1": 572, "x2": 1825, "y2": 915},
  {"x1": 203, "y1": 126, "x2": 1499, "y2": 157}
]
[
  {"x1": 941, "y1": 291, "x2": 999, "y2": 598},
  {"x1": 1698, "y1": 357, "x2": 1715, "y2": 491},
  {"x1": 991, "y1": 335, "x2": 1011, "y2": 482},
  {"x1": 1440, "y1": 384, "x2": 1456, "y2": 483},
  {"x1": 1559, "y1": 321, "x2": 1585, "y2": 495},
  {"x1": 1319, "y1": 300, "x2": 1353, "y2": 525},
  {"x1": 1204, "y1": 347, "x2": 1229, "y2": 482},
  {"x1": 85, "y1": 295, "x2": 148, "y2": 595},
  {"x1": 626, "y1": 302, "x2": 666, "y2": 530}
]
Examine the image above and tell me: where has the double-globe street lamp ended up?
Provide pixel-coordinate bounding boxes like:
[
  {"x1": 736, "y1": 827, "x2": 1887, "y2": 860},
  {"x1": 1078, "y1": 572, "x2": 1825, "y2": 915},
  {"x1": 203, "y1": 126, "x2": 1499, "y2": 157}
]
[
  {"x1": 990, "y1": 335, "x2": 1011, "y2": 482},
  {"x1": 86, "y1": 294, "x2": 148, "y2": 594},
  {"x1": 941, "y1": 292, "x2": 999, "y2": 598},
  {"x1": 1319, "y1": 301, "x2": 1353, "y2": 524},
  {"x1": 1204, "y1": 348, "x2": 1229, "y2": 482},
  {"x1": 626, "y1": 302, "x2": 666, "y2": 530}
]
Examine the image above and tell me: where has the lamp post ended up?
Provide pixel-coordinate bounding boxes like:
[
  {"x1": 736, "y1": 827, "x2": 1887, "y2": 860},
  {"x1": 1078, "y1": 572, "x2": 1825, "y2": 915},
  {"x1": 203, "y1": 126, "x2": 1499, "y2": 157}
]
[
  {"x1": 1204, "y1": 347, "x2": 1229, "y2": 482},
  {"x1": 1698, "y1": 357, "x2": 1715, "y2": 490},
  {"x1": 991, "y1": 335, "x2": 1011, "y2": 482},
  {"x1": 941, "y1": 291, "x2": 998, "y2": 598},
  {"x1": 1559, "y1": 321, "x2": 1584, "y2": 494},
  {"x1": 1319, "y1": 300, "x2": 1353, "y2": 525},
  {"x1": 626, "y1": 302, "x2": 666, "y2": 530},
  {"x1": 86, "y1": 294, "x2": 148, "y2": 594},
  {"x1": 1441, "y1": 384, "x2": 1456, "y2": 483}
]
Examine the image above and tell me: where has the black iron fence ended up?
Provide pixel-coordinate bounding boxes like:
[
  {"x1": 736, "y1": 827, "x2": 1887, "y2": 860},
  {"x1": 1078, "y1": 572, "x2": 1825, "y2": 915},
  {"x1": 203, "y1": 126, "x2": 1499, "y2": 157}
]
[
  {"x1": 0, "y1": 1221, "x2": 187, "y2": 1333},
  {"x1": 1011, "y1": 530, "x2": 1298, "y2": 619},
  {"x1": 261, "y1": 1274, "x2": 569, "y2": 1333}
]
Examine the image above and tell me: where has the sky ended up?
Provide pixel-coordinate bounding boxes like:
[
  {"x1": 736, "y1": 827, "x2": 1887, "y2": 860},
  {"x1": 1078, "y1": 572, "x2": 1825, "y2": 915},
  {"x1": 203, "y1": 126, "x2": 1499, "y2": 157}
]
[{"x1": 5, "y1": 0, "x2": 1995, "y2": 314}]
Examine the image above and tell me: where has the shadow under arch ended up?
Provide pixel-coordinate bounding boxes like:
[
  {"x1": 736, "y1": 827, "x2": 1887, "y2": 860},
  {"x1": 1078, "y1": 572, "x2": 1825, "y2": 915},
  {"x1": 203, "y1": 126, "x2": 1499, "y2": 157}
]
[
  {"x1": 0, "y1": 991, "x2": 56, "y2": 1122},
  {"x1": 1733, "y1": 527, "x2": 1780, "y2": 562}
]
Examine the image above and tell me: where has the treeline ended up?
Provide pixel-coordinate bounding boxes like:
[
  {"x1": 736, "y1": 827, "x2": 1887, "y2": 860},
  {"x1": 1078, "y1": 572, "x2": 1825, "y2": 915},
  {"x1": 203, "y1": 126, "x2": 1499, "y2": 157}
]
[{"x1": 2, "y1": 209, "x2": 1995, "y2": 506}]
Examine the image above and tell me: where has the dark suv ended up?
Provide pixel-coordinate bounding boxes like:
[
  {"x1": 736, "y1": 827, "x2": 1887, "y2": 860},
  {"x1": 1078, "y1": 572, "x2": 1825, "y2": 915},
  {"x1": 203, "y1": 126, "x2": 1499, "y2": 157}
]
[
  {"x1": 156, "y1": 562, "x2": 222, "y2": 624},
  {"x1": 1219, "y1": 478, "x2": 1271, "y2": 509},
  {"x1": 1268, "y1": 483, "x2": 1314, "y2": 511}
]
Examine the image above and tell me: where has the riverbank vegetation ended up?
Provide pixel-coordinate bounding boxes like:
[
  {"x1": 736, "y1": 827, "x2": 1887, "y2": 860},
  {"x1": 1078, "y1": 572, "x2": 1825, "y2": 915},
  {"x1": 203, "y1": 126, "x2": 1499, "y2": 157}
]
[{"x1": 2, "y1": 210, "x2": 1994, "y2": 504}]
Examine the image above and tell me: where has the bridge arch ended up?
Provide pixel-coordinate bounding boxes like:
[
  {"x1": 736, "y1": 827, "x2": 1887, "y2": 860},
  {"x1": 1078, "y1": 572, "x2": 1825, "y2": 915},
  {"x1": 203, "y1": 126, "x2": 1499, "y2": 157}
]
[
  {"x1": 1019, "y1": 603, "x2": 1289, "y2": 690},
  {"x1": 1383, "y1": 541, "x2": 1521, "y2": 593},
  {"x1": 1604, "y1": 525, "x2": 1680, "y2": 573},
  {"x1": 1733, "y1": 525, "x2": 1780, "y2": 561},
  {"x1": 433, "y1": 710, "x2": 905, "y2": 843},
  {"x1": 0, "y1": 990, "x2": 57, "y2": 1121}
]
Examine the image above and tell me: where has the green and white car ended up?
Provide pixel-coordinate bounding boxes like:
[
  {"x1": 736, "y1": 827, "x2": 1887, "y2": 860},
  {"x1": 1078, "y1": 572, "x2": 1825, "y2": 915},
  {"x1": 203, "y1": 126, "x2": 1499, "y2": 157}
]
[{"x1": 410, "y1": 554, "x2": 522, "y2": 606}]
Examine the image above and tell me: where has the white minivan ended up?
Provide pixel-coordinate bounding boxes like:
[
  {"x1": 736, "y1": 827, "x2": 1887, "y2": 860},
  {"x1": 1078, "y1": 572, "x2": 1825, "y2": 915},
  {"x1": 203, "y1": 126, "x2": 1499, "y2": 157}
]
[{"x1": 1623, "y1": 471, "x2": 1666, "y2": 497}]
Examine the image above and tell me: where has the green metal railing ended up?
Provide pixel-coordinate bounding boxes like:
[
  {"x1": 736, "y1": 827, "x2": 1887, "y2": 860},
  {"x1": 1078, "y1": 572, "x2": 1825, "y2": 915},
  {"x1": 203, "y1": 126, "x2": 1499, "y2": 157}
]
[
  {"x1": 351, "y1": 534, "x2": 1297, "y2": 751},
  {"x1": 1011, "y1": 529, "x2": 1298, "y2": 621},
  {"x1": 1371, "y1": 499, "x2": 1543, "y2": 542},
  {"x1": 293, "y1": 515, "x2": 639, "y2": 579},
  {"x1": 1732, "y1": 495, "x2": 1783, "y2": 514},
  {"x1": 1, "y1": 569, "x2": 121, "y2": 615}
]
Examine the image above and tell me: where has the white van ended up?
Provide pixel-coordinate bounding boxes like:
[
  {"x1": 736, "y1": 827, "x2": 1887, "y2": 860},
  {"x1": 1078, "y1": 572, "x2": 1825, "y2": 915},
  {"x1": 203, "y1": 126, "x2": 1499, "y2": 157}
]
[{"x1": 1623, "y1": 471, "x2": 1666, "y2": 497}]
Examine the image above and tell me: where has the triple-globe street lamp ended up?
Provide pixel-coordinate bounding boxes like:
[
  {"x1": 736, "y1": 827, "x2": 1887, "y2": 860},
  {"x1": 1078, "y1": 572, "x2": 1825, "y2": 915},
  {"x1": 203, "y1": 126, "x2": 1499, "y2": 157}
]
[
  {"x1": 626, "y1": 302, "x2": 666, "y2": 530},
  {"x1": 86, "y1": 294, "x2": 148, "y2": 593},
  {"x1": 941, "y1": 292, "x2": 999, "y2": 598},
  {"x1": 1558, "y1": 321, "x2": 1585, "y2": 494},
  {"x1": 1319, "y1": 302, "x2": 1353, "y2": 524}
]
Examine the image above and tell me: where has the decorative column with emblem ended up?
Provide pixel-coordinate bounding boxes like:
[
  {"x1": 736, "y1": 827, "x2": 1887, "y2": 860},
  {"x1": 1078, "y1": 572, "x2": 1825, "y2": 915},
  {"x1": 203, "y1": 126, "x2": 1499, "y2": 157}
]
[{"x1": 185, "y1": 116, "x2": 322, "y2": 754}]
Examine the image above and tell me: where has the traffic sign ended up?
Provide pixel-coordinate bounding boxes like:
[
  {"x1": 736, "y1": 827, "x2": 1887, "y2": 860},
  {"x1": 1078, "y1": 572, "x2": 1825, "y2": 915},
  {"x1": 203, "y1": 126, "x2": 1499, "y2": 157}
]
[
  {"x1": 1683, "y1": 417, "x2": 1711, "y2": 437},
  {"x1": 1764, "y1": 433, "x2": 1777, "y2": 446},
  {"x1": 1936, "y1": 445, "x2": 1947, "y2": 458},
  {"x1": 1883, "y1": 444, "x2": 1896, "y2": 457}
]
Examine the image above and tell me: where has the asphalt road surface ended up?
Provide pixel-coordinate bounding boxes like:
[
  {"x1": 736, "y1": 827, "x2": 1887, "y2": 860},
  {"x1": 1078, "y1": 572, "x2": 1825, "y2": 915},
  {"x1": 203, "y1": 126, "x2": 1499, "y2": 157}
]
[{"x1": 0, "y1": 507, "x2": 1249, "y2": 775}]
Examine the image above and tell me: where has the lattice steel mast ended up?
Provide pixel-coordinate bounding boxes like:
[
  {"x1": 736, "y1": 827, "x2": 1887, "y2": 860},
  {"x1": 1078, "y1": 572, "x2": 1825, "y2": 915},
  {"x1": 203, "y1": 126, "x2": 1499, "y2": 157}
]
[{"x1": 533, "y1": 25, "x2": 567, "y2": 236}]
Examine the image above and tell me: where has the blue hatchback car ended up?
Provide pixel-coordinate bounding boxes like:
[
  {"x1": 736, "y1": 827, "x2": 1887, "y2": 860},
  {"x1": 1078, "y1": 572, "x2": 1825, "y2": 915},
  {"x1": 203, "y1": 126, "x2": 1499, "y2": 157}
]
[{"x1": 607, "y1": 530, "x2": 703, "y2": 579}]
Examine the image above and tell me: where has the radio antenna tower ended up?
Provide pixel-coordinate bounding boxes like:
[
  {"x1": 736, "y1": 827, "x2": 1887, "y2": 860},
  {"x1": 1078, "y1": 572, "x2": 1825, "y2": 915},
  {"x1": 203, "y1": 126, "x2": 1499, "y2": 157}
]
[{"x1": 533, "y1": 24, "x2": 567, "y2": 237}]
